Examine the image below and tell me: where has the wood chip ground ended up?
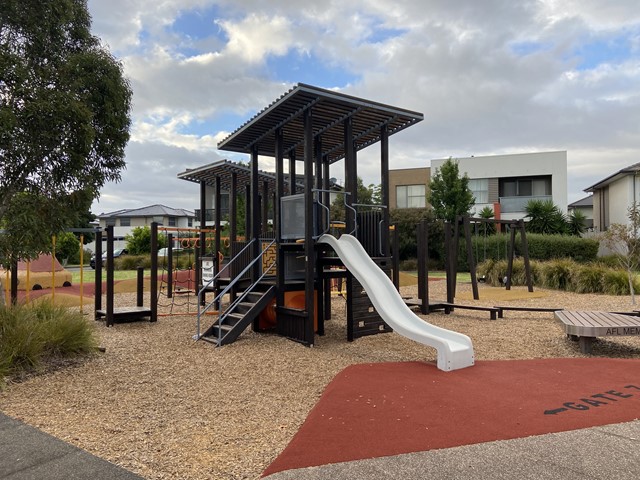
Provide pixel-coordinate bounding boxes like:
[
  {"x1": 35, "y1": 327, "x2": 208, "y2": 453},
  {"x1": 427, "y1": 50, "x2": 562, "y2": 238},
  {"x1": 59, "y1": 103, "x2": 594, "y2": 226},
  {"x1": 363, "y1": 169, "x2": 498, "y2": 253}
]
[{"x1": 2, "y1": 281, "x2": 640, "y2": 479}]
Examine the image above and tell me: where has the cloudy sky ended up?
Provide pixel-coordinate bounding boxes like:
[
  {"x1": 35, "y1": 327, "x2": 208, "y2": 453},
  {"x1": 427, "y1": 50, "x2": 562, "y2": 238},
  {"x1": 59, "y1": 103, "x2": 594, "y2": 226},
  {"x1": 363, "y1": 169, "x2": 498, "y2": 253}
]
[{"x1": 86, "y1": 0, "x2": 640, "y2": 215}]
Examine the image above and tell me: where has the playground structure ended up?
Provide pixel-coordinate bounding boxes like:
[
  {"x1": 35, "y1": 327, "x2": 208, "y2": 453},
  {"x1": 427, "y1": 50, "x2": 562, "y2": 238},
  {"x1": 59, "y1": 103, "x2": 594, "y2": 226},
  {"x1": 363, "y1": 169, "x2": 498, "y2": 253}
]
[
  {"x1": 177, "y1": 83, "x2": 474, "y2": 371},
  {"x1": 94, "y1": 225, "x2": 157, "y2": 326}
]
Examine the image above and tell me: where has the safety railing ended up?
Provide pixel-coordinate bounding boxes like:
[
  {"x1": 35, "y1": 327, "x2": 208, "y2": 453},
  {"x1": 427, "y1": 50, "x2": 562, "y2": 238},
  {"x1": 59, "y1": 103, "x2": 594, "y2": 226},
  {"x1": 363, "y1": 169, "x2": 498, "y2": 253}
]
[{"x1": 195, "y1": 238, "x2": 276, "y2": 342}]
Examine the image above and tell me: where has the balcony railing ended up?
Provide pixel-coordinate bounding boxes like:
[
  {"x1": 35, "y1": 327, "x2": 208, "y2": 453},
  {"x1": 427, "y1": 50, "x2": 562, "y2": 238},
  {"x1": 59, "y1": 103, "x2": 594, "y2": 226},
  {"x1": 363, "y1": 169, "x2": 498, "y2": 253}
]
[
  {"x1": 194, "y1": 208, "x2": 229, "y2": 222},
  {"x1": 499, "y1": 195, "x2": 552, "y2": 214}
]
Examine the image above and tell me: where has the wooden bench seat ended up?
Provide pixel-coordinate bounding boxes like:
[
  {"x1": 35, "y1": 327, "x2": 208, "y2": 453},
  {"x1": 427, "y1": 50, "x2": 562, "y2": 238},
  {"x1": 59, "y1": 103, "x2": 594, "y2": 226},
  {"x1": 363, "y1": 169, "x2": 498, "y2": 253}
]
[
  {"x1": 554, "y1": 310, "x2": 640, "y2": 354},
  {"x1": 442, "y1": 303, "x2": 499, "y2": 320},
  {"x1": 495, "y1": 306, "x2": 563, "y2": 319}
]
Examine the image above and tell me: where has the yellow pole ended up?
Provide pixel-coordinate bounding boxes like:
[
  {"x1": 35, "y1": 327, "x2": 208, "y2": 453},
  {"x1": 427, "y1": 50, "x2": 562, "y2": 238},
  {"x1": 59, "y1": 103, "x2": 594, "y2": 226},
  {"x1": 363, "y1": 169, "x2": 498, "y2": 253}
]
[
  {"x1": 51, "y1": 235, "x2": 56, "y2": 303},
  {"x1": 25, "y1": 261, "x2": 30, "y2": 303},
  {"x1": 79, "y1": 234, "x2": 84, "y2": 313}
]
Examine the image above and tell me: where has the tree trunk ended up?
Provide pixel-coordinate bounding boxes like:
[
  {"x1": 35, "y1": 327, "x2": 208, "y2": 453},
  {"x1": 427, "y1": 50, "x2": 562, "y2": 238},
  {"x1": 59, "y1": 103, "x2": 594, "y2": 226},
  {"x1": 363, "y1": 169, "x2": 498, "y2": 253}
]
[{"x1": 628, "y1": 270, "x2": 636, "y2": 305}]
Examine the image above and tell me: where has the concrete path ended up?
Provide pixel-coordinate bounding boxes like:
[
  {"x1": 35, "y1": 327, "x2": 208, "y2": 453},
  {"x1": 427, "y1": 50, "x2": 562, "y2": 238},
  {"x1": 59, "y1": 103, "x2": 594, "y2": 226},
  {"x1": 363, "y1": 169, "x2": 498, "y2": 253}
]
[
  {"x1": 264, "y1": 420, "x2": 640, "y2": 480},
  {"x1": 0, "y1": 413, "x2": 143, "y2": 480}
]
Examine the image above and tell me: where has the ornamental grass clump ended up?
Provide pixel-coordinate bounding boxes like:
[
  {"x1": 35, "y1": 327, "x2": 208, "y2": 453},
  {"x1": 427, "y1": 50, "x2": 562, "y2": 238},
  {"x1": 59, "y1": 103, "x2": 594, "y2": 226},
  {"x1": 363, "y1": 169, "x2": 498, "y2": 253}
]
[
  {"x1": 570, "y1": 265, "x2": 606, "y2": 293},
  {"x1": 0, "y1": 300, "x2": 97, "y2": 386},
  {"x1": 541, "y1": 259, "x2": 575, "y2": 290}
]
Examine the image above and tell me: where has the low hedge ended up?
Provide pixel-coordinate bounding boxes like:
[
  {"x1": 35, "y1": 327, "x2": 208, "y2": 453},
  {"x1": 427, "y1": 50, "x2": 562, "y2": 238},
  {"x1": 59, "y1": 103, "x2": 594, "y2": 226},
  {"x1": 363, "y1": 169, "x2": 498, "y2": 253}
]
[{"x1": 458, "y1": 233, "x2": 599, "y2": 270}]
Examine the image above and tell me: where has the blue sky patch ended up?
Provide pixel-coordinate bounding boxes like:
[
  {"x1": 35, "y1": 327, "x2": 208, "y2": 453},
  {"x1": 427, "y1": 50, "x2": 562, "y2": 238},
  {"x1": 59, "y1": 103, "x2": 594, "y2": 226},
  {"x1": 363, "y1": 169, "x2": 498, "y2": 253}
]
[
  {"x1": 266, "y1": 49, "x2": 359, "y2": 87},
  {"x1": 170, "y1": 6, "x2": 228, "y2": 43},
  {"x1": 573, "y1": 32, "x2": 635, "y2": 70}
]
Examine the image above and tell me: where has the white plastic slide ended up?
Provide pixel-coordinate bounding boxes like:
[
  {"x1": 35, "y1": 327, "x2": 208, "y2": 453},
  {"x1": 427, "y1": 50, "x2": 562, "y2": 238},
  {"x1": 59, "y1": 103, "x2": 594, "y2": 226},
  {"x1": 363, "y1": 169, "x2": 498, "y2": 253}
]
[{"x1": 318, "y1": 234, "x2": 474, "y2": 371}]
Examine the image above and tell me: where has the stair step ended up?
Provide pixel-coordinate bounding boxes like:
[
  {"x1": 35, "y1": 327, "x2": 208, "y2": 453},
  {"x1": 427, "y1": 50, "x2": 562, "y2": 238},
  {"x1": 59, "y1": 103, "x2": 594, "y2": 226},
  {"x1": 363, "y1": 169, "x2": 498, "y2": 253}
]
[
  {"x1": 234, "y1": 302, "x2": 254, "y2": 314},
  {"x1": 200, "y1": 335, "x2": 219, "y2": 346},
  {"x1": 244, "y1": 292, "x2": 264, "y2": 302},
  {"x1": 212, "y1": 323, "x2": 233, "y2": 333},
  {"x1": 224, "y1": 313, "x2": 244, "y2": 326}
]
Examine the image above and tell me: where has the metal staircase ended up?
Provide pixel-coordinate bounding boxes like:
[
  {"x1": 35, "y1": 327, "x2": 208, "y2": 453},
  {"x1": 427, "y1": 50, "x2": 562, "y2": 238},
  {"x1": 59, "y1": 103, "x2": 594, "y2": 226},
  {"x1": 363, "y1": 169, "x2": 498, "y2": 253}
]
[{"x1": 196, "y1": 238, "x2": 276, "y2": 346}]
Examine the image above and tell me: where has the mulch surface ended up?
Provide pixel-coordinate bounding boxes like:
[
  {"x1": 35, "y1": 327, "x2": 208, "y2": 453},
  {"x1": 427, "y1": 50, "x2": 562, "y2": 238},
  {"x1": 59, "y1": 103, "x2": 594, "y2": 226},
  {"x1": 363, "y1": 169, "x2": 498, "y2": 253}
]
[{"x1": 263, "y1": 358, "x2": 640, "y2": 476}]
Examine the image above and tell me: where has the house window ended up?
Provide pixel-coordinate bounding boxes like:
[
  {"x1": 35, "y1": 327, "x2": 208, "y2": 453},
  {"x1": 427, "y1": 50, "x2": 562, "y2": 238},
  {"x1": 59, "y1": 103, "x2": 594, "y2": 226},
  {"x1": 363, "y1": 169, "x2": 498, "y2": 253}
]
[
  {"x1": 105, "y1": 218, "x2": 116, "y2": 226},
  {"x1": 468, "y1": 179, "x2": 489, "y2": 204},
  {"x1": 168, "y1": 217, "x2": 177, "y2": 227},
  {"x1": 396, "y1": 185, "x2": 426, "y2": 208},
  {"x1": 188, "y1": 217, "x2": 193, "y2": 227},
  {"x1": 120, "y1": 218, "x2": 130, "y2": 227},
  {"x1": 500, "y1": 176, "x2": 551, "y2": 197}
]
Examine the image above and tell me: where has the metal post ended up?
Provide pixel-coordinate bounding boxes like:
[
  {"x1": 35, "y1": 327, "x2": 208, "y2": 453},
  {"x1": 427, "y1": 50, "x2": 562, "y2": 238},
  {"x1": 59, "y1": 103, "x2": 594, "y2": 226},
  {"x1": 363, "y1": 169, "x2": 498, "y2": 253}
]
[
  {"x1": 519, "y1": 219, "x2": 534, "y2": 292},
  {"x1": 106, "y1": 225, "x2": 114, "y2": 327},
  {"x1": 288, "y1": 151, "x2": 296, "y2": 194},
  {"x1": 167, "y1": 233, "x2": 173, "y2": 298},
  {"x1": 463, "y1": 216, "x2": 479, "y2": 300},
  {"x1": 304, "y1": 108, "x2": 315, "y2": 345},
  {"x1": 380, "y1": 124, "x2": 390, "y2": 257},
  {"x1": 136, "y1": 267, "x2": 144, "y2": 307},
  {"x1": 94, "y1": 229, "x2": 102, "y2": 316},
  {"x1": 150, "y1": 222, "x2": 158, "y2": 322}
]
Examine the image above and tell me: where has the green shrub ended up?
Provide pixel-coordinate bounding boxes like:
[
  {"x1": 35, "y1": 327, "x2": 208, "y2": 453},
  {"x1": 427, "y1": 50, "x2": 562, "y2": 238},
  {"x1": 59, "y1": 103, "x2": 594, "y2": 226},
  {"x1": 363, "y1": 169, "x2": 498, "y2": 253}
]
[
  {"x1": 0, "y1": 305, "x2": 46, "y2": 372},
  {"x1": 399, "y1": 258, "x2": 418, "y2": 271},
  {"x1": 570, "y1": 265, "x2": 606, "y2": 293},
  {"x1": 601, "y1": 270, "x2": 637, "y2": 295},
  {"x1": 540, "y1": 258, "x2": 575, "y2": 290},
  {"x1": 116, "y1": 254, "x2": 149, "y2": 270},
  {"x1": 596, "y1": 255, "x2": 624, "y2": 269},
  {"x1": 0, "y1": 301, "x2": 97, "y2": 385},
  {"x1": 463, "y1": 233, "x2": 598, "y2": 271},
  {"x1": 32, "y1": 302, "x2": 98, "y2": 356}
]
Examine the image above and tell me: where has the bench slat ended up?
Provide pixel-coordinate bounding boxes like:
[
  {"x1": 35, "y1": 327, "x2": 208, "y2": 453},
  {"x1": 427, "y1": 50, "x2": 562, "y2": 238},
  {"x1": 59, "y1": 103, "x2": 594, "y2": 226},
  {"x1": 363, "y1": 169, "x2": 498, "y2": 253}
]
[{"x1": 555, "y1": 311, "x2": 640, "y2": 337}]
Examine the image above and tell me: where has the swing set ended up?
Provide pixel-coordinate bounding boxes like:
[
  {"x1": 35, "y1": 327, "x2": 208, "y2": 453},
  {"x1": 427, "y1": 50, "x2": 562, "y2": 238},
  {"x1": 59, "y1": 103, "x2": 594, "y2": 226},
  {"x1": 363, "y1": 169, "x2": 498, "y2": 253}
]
[{"x1": 412, "y1": 215, "x2": 533, "y2": 317}]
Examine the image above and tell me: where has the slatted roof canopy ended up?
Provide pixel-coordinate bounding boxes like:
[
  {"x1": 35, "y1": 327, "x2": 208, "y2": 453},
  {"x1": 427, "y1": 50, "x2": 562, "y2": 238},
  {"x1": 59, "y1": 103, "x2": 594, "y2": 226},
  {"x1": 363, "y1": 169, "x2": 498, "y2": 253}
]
[
  {"x1": 177, "y1": 159, "x2": 279, "y2": 192},
  {"x1": 217, "y1": 83, "x2": 423, "y2": 164}
]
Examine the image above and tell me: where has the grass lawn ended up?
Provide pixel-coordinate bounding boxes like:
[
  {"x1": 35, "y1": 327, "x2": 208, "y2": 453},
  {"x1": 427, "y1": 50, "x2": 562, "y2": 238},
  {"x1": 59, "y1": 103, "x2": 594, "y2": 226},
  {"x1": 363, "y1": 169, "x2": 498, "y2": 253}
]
[
  {"x1": 71, "y1": 269, "x2": 141, "y2": 285},
  {"x1": 403, "y1": 271, "x2": 472, "y2": 282}
]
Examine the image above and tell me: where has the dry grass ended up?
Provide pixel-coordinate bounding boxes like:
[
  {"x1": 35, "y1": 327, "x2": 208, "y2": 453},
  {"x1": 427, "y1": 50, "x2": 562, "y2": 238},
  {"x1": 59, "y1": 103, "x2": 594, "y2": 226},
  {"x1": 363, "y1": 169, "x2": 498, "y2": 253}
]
[{"x1": 1, "y1": 281, "x2": 640, "y2": 479}]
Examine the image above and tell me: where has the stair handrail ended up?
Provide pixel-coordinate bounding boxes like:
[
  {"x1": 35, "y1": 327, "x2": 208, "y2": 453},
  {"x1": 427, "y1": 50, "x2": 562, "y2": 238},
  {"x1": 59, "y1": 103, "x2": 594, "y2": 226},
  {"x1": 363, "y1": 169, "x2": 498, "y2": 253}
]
[
  {"x1": 311, "y1": 188, "x2": 332, "y2": 239},
  {"x1": 212, "y1": 258, "x2": 276, "y2": 344},
  {"x1": 200, "y1": 238, "x2": 256, "y2": 292},
  {"x1": 195, "y1": 238, "x2": 276, "y2": 340}
]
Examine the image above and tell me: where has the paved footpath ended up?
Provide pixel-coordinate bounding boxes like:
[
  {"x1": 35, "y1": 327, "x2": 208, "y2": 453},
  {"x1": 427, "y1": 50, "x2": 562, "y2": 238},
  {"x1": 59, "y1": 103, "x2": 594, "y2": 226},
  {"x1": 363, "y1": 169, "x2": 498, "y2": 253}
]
[
  {"x1": 0, "y1": 412, "x2": 143, "y2": 480},
  {"x1": 265, "y1": 421, "x2": 640, "y2": 480}
]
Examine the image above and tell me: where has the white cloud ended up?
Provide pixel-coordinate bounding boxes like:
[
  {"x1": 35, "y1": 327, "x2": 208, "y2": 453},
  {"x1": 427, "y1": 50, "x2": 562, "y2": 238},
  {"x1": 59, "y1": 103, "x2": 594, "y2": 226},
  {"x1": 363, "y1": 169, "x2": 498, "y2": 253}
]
[
  {"x1": 216, "y1": 14, "x2": 293, "y2": 63},
  {"x1": 86, "y1": 0, "x2": 640, "y2": 214}
]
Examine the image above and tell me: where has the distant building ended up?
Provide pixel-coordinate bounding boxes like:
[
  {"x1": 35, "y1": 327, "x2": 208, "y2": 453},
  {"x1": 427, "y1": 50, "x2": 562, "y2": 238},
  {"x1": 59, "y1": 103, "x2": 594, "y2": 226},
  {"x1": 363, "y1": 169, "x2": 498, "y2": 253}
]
[
  {"x1": 567, "y1": 195, "x2": 594, "y2": 229},
  {"x1": 430, "y1": 151, "x2": 568, "y2": 220},
  {"x1": 388, "y1": 151, "x2": 568, "y2": 221},
  {"x1": 389, "y1": 167, "x2": 430, "y2": 209},
  {"x1": 88, "y1": 204, "x2": 195, "y2": 252},
  {"x1": 584, "y1": 162, "x2": 640, "y2": 231}
]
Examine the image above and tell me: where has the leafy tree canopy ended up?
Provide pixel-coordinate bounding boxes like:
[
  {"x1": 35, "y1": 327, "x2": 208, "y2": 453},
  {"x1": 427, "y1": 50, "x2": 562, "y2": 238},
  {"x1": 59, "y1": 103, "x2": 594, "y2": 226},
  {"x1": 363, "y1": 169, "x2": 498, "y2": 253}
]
[
  {"x1": 427, "y1": 158, "x2": 475, "y2": 222},
  {"x1": 125, "y1": 226, "x2": 166, "y2": 256},
  {"x1": 0, "y1": 0, "x2": 132, "y2": 266}
]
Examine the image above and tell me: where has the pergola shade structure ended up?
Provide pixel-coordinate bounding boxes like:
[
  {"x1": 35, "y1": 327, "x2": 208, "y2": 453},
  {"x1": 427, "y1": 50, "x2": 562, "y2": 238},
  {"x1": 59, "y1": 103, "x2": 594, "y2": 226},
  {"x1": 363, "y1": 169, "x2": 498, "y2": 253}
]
[
  {"x1": 218, "y1": 83, "x2": 423, "y2": 164},
  {"x1": 177, "y1": 159, "x2": 279, "y2": 194}
]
